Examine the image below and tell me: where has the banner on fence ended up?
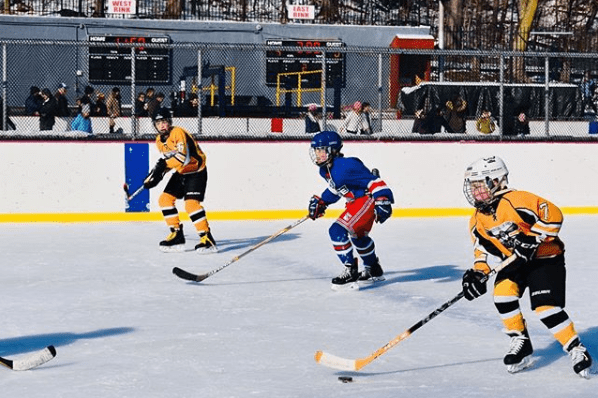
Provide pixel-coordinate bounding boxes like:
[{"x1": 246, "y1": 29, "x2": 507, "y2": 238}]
[
  {"x1": 287, "y1": 5, "x2": 315, "y2": 20},
  {"x1": 108, "y1": 0, "x2": 137, "y2": 14}
]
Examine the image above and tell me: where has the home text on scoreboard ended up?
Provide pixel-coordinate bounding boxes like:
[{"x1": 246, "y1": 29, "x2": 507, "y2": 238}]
[
  {"x1": 88, "y1": 35, "x2": 172, "y2": 84},
  {"x1": 265, "y1": 39, "x2": 345, "y2": 88}
]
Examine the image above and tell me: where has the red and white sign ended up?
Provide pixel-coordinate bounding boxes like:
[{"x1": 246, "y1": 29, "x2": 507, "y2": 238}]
[
  {"x1": 108, "y1": 0, "x2": 136, "y2": 14},
  {"x1": 287, "y1": 5, "x2": 315, "y2": 20}
]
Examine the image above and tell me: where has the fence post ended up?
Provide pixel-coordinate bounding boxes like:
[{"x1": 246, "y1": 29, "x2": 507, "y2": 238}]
[
  {"x1": 197, "y1": 49, "x2": 203, "y2": 135},
  {"x1": 499, "y1": 54, "x2": 504, "y2": 137},
  {"x1": 377, "y1": 53, "x2": 382, "y2": 133},
  {"x1": 321, "y1": 49, "x2": 327, "y2": 130},
  {"x1": 544, "y1": 55, "x2": 550, "y2": 136},
  {"x1": 2, "y1": 44, "x2": 6, "y2": 131},
  {"x1": 130, "y1": 46, "x2": 137, "y2": 138}
]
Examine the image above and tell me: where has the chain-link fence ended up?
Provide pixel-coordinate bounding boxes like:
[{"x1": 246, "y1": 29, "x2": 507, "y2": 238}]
[{"x1": 1, "y1": 38, "x2": 598, "y2": 141}]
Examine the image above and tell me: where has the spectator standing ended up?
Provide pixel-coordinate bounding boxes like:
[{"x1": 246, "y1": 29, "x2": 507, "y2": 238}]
[
  {"x1": 148, "y1": 92, "x2": 165, "y2": 119},
  {"x1": 514, "y1": 111, "x2": 530, "y2": 136},
  {"x1": 106, "y1": 87, "x2": 122, "y2": 134},
  {"x1": 39, "y1": 88, "x2": 58, "y2": 131},
  {"x1": 475, "y1": 110, "x2": 496, "y2": 135},
  {"x1": 55, "y1": 83, "x2": 70, "y2": 117},
  {"x1": 444, "y1": 94, "x2": 468, "y2": 134},
  {"x1": 144, "y1": 87, "x2": 156, "y2": 115},
  {"x1": 25, "y1": 86, "x2": 42, "y2": 115},
  {"x1": 71, "y1": 98, "x2": 92, "y2": 134},
  {"x1": 340, "y1": 101, "x2": 365, "y2": 134},
  {"x1": 82, "y1": 85, "x2": 96, "y2": 115},
  {"x1": 580, "y1": 70, "x2": 597, "y2": 114},
  {"x1": 177, "y1": 93, "x2": 199, "y2": 117},
  {"x1": 304, "y1": 104, "x2": 321, "y2": 134},
  {"x1": 54, "y1": 83, "x2": 72, "y2": 132},
  {"x1": 135, "y1": 92, "x2": 147, "y2": 117},
  {"x1": 411, "y1": 109, "x2": 427, "y2": 134},
  {"x1": 361, "y1": 102, "x2": 373, "y2": 135},
  {"x1": 94, "y1": 93, "x2": 108, "y2": 116}
]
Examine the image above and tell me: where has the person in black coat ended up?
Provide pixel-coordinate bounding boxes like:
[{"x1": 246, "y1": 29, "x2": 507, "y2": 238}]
[
  {"x1": 25, "y1": 86, "x2": 42, "y2": 115},
  {"x1": 39, "y1": 88, "x2": 58, "y2": 131}
]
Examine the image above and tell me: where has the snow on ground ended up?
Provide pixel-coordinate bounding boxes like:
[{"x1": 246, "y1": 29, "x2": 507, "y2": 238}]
[{"x1": 0, "y1": 216, "x2": 596, "y2": 397}]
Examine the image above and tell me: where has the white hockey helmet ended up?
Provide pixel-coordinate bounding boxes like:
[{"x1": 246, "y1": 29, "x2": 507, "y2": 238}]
[{"x1": 463, "y1": 156, "x2": 509, "y2": 209}]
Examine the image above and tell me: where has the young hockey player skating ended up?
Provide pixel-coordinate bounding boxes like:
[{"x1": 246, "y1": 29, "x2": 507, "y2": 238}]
[
  {"x1": 461, "y1": 156, "x2": 592, "y2": 377},
  {"x1": 143, "y1": 108, "x2": 218, "y2": 253},
  {"x1": 307, "y1": 130, "x2": 394, "y2": 290}
]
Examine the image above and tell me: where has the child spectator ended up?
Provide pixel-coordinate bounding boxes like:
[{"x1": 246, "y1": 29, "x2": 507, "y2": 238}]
[{"x1": 475, "y1": 110, "x2": 496, "y2": 135}]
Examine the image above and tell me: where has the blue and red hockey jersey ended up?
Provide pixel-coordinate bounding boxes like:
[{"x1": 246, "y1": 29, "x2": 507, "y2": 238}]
[{"x1": 318, "y1": 157, "x2": 394, "y2": 205}]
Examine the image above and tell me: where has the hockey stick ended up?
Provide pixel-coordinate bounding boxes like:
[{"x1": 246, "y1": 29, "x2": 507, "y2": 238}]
[
  {"x1": 0, "y1": 345, "x2": 56, "y2": 371},
  {"x1": 173, "y1": 215, "x2": 310, "y2": 282},
  {"x1": 315, "y1": 254, "x2": 518, "y2": 371},
  {"x1": 123, "y1": 183, "x2": 144, "y2": 202}
]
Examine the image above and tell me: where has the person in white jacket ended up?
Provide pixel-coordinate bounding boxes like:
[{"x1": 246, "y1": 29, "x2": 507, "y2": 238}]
[{"x1": 340, "y1": 101, "x2": 366, "y2": 134}]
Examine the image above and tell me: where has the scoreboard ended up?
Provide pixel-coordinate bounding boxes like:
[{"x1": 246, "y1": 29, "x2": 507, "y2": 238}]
[
  {"x1": 265, "y1": 39, "x2": 345, "y2": 88},
  {"x1": 88, "y1": 35, "x2": 171, "y2": 84}
]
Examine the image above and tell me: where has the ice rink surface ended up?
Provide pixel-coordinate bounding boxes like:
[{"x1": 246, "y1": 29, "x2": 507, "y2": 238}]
[{"x1": 1, "y1": 216, "x2": 596, "y2": 397}]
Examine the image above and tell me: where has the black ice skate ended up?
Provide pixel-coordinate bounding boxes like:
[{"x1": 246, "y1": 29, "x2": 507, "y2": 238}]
[
  {"x1": 159, "y1": 224, "x2": 185, "y2": 252},
  {"x1": 331, "y1": 260, "x2": 359, "y2": 291},
  {"x1": 358, "y1": 259, "x2": 385, "y2": 284},
  {"x1": 504, "y1": 329, "x2": 534, "y2": 373},
  {"x1": 195, "y1": 230, "x2": 218, "y2": 254},
  {"x1": 565, "y1": 337, "x2": 592, "y2": 379}
]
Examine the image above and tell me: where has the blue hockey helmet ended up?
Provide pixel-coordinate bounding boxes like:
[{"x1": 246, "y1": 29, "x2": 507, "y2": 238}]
[{"x1": 310, "y1": 131, "x2": 343, "y2": 166}]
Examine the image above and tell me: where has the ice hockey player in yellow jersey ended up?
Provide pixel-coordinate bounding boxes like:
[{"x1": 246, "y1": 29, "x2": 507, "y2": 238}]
[
  {"x1": 143, "y1": 108, "x2": 218, "y2": 254},
  {"x1": 461, "y1": 156, "x2": 592, "y2": 377}
]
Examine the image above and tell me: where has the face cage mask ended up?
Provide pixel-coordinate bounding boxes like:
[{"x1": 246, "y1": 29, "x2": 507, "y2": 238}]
[
  {"x1": 309, "y1": 146, "x2": 331, "y2": 166},
  {"x1": 463, "y1": 177, "x2": 496, "y2": 209}
]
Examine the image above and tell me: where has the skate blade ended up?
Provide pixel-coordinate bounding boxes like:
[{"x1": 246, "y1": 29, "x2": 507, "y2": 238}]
[
  {"x1": 576, "y1": 366, "x2": 592, "y2": 379},
  {"x1": 357, "y1": 275, "x2": 386, "y2": 285},
  {"x1": 506, "y1": 356, "x2": 534, "y2": 373},
  {"x1": 195, "y1": 246, "x2": 219, "y2": 254},
  {"x1": 159, "y1": 244, "x2": 186, "y2": 253},
  {"x1": 331, "y1": 282, "x2": 360, "y2": 291}
]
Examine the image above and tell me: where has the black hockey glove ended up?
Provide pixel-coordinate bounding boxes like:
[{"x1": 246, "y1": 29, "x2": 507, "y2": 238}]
[
  {"x1": 308, "y1": 195, "x2": 327, "y2": 220},
  {"x1": 462, "y1": 269, "x2": 488, "y2": 301},
  {"x1": 374, "y1": 197, "x2": 393, "y2": 224},
  {"x1": 143, "y1": 158, "x2": 167, "y2": 189},
  {"x1": 512, "y1": 232, "x2": 540, "y2": 262}
]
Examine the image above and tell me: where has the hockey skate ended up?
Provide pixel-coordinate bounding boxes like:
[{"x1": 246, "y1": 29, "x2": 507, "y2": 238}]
[
  {"x1": 357, "y1": 259, "x2": 385, "y2": 285},
  {"x1": 565, "y1": 337, "x2": 592, "y2": 379},
  {"x1": 331, "y1": 260, "x2": 359, "y2": 291},
  {"x1": 504, "y1": 329, "x2": 534, "y2": 373},
  {"x1": 195, "y1": 230, "x2": 218, "y2": 254},
  {"x1": 159, "y1": 224, "x2": 185, "y2": 252}
]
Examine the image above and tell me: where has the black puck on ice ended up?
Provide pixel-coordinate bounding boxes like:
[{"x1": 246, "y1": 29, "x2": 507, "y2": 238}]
[{"x1": 338, "y1": 376, "x2": 353, "y2": 383}]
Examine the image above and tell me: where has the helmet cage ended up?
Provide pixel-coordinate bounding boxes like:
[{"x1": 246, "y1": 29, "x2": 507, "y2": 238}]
[
  {"x1": 463, "y1": 176, "x2": 508, "y2": 208},
  {"x1": 309, "y1": 131, "x2": 343, "y2": 166},
  {"x1": 309, "y1": 145, "x2": 334, "y2": 166},
  {"x1": 463, "y1": 156, "x2": 509, "y2": 209}
]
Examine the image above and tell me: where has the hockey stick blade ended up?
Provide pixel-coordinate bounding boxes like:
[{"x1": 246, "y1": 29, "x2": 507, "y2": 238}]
[
  {"x1": 123, "y1": 184, "x2": 144, "y2": 202},
  {"x1": 315, "y1": 255, "x2": 518, "y2": 371},
  {"x1": 0, "y1": 345, "x2": 56, "y2": 371},
  {"x1": 173, "y1": 216, "x2": 310, "y2": 283},
  {"x1": 172, "y1": 267, "x2": 208, "y2": 282},
  {"x1": 315, "y1": 350, "x2": 359, "y2": 371}
]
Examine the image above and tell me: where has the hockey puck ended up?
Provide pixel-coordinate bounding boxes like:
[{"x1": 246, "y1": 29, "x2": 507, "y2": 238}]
[{"x1": 338, "y1": 376, "x2": 353, "y2": 383}]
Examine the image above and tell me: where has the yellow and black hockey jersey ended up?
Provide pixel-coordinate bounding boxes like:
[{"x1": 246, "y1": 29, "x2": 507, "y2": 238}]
[
  {"x1": 156, "y1": 126, "x2": 206, "y2": 175},
  {"x1": 469, "y1": 189, "x2": 565, "y2": 274}
]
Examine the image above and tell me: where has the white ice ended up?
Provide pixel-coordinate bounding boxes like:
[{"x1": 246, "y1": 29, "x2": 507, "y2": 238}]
[{"x1": 0, "y1": 216, "x2": 596, "y2": 397}]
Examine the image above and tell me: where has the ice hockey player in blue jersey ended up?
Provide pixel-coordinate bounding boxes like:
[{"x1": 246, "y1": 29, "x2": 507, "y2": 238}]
[{"x1": 307, "y1": 131, "x2": 394, "y2": 290}]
